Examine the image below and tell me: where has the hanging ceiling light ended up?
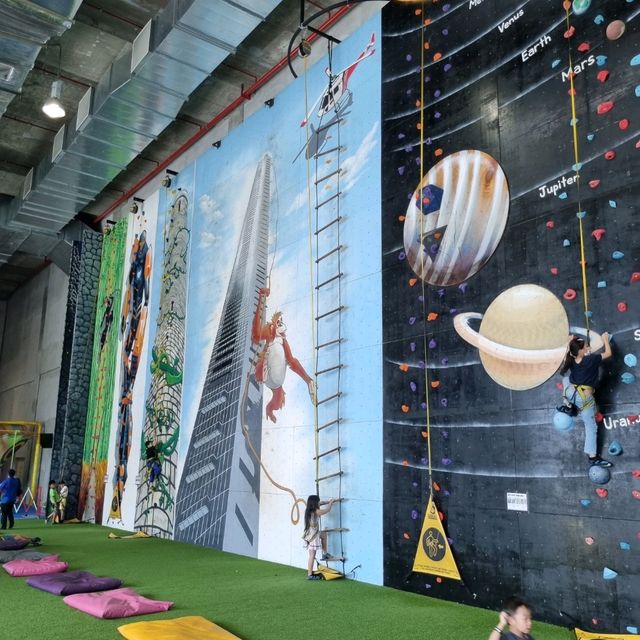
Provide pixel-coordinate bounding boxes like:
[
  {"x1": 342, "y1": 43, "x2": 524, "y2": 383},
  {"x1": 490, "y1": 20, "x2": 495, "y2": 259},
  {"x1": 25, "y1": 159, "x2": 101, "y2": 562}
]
[
  {"x1": 42, "y1": 79, "x2": 65, "y2": 119},
  {"x1": 42, "y1": 43, "x2": 65, "y2": 119}
]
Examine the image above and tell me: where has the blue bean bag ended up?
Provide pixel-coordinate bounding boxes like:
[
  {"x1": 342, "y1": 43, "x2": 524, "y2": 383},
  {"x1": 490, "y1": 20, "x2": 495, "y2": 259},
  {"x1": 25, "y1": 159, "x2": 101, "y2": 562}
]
[
  {"x1": 27, "y1": 570, "x2": 122, "y2": 596},
  {"x1": 0, "y1": 550, "x2": 49, "y2": 564}
]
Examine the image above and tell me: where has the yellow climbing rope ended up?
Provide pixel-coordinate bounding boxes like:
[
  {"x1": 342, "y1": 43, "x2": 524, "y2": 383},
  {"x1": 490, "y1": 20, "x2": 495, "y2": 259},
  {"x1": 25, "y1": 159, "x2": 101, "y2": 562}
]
[
  {"x1": 564, "y1": 3, "x2": 591, "y2": 337},
  {"x1": 417, "y1": 2, "x2": 434, "y2": 495}
]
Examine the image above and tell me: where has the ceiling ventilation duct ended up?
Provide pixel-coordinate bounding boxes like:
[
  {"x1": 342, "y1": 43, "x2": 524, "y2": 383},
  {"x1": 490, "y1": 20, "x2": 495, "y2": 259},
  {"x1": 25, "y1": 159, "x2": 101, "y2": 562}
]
[
  {"x1": 0, "y1": 0, "x2": 80, "y2": 117},
  {"x1": 1, "y1": 0, "x2": 279, "y2": 235}
]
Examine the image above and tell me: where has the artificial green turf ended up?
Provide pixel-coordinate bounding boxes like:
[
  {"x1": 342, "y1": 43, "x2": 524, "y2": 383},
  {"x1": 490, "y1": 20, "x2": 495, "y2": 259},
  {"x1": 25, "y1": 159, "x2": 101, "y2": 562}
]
[{"x1": 2, "y1": 519, "x2": 572, "y2": 640}]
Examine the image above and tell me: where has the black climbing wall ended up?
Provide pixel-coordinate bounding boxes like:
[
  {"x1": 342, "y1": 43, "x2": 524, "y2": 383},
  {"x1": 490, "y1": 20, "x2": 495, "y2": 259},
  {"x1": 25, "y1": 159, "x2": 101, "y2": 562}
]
[
  {"x1": 51, "y1": 230, "x2": 102, "y2": 519},
  {"x1": 382, "y1": 0, "x2": 639, "y2": 633}
]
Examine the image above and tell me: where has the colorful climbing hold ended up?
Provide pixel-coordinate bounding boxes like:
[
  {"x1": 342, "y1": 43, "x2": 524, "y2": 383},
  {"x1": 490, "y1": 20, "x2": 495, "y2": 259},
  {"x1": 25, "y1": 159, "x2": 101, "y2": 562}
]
[
  {"x1": 563, "y1": 239, "x2": 571, "y2": 247},
  {"x1": 606, "y1": 21, "x2": 625, "y2": 40},
  {"x1": 595, "y1": 487, "x2": 608, "y2": 498},
  {"x1": 401, "y1": 404, "x2": 410, "y2": 413},
  {"x1": 585, "y1": 537, "x2": 595, "y2": 545},
  {"x1": 563, "y1": 289, "x2": 577, "y2": 300},
  {"x1": 633, "y1": 490, "x2": 640, "y2": 500},
  {"x1": 576, "y1": 210, "x2": 586, "y2": 219},
  {"x1": 572, "y1": 0, "x2": 591, "y2": 14},
  {"x1": 597, "y1": 281, "x2": 606, "y2": 288},
  {"x1": 624, "y1": 354, "x2": 637, "y2": 367},
  {"x1": 595, "y1": 55, "x2": 607, "y2": 66},
  {"x1": 399, "y1": 363, "x2": 410, "y2": 372},
  {"x1": 588, "y1": 179, "x2": 600, "y2": 188},
  {"x1": 577, "y1": 42, "x2": 590, "y2": 52},
  {"x1": 619, "y1": 119, "x2": 629, "y2": 130},
  {"x1": 409, "y1": 278, "x2": 417, "y2": 286},
  {"x1": 594, "y1": 14, "x2": 604, "y2": 25},
  {"x1": 631, "y1": 272, "x2": 640, "y2": 284},
  {"x1": 597, "y1": 101, "x2": 614, "y2": 115},
  {"x1": 617, "y1": 302, "x2": 628, "y2": 312},
  {"x1": 608, "y1": 440, "x2": 622, "y2": 456},
  {"x1": 609, "y1": 200, "x2": 617, "y2": 208},
  {"x1": 580, "y1": 499, "x2": 591, "y2": 507},
  {"x1": 621, "y1": 372, "x2": 635, "y2": 384},
  {"x1": 550, "y1": 267, "x2": 558, "y2": 275},
  {"x1": 631, "y1": 54, "x2": 640, "y2": 66},
  {"x1": 619, "y1": 542, "x2": 631, "y2": 551},
  {"x1": 596, "y1": 70, "x2": 609, "y2": 83},
  {"x1": 431, "y1": 380, "x2": 440, "y2": 389},
  {"x1": 427, "y1": 312, "x2": 439, "y2": 321},
  {"x1": 612, "y1": 251, "x2": 624, "y2": 260},
  {"x1": 586, "y1": 133, "x2": 595, "y2": 141},
  {"x1": 604, "y1": 150, "x2": 616, "y2": 160},
  {"x1": 564, "y1": 26, "x2": 576, "y2": 38},
  {"x1": 591, "y1": 228, "x2": 606, "y2": 241},
  {"x1": 546, "y1": 220, "x2": 555, "y2": 229},
  {"x1": 602, "y1": 567, "x2": 617, "y2": 580}
]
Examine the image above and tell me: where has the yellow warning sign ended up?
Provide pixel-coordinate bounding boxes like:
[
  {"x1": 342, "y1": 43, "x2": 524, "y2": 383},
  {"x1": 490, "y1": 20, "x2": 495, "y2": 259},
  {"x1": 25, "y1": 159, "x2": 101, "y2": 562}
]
[
  {"x1": 412, "y1": 495, "x2": 461, "y2": 580},
  {"x1": 575, "y1": 628, "x2": 639, "y2": 640}
]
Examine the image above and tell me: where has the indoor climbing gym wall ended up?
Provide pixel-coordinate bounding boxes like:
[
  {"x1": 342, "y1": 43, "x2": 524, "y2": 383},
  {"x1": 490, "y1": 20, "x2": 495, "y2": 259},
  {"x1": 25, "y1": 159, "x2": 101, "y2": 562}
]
[
  {"x1": 381, "y1": 0, "x2": 639, "y2": 634},
  {"x1": 74, "y1": 15, "x2": 383, "y2": 585},
  {"x1": 78, "y1": 218, "x2": 128, "y2": 525}
]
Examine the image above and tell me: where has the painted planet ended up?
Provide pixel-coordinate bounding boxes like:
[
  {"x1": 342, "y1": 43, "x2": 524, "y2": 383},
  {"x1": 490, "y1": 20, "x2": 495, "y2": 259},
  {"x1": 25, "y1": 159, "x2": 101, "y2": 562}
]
[
  {"x1": 403, "y1": 150, "x2": 510, "y2": 286},
  {"x1": 572, "y1": 0, "x2": 591, "y2": 15},
  {"x1": 453, "y1": 284, "x2": 569, "y2": 390},
  {"x1": 606, "y1": 20, "x2": 625, "y2": 40}
]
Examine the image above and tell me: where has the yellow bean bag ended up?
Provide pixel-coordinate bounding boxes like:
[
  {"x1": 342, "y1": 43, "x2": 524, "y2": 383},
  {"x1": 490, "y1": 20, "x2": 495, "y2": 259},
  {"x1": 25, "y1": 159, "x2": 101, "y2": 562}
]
[
  {"x1": 575, "y1": 628, "x2": 639, "y2": 640},
  {"x1": 118, "y1": 615, "x2": 241, "y2": 640}
]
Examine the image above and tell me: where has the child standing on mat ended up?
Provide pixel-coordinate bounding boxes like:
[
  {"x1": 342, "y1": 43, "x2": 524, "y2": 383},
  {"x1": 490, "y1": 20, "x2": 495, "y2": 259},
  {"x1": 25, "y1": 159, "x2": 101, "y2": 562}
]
[
  {"x1": 48, "y1": 480, "x2": 60, "y2": 524},
  {"x1": 559, "y1": 332, "x2": 612, "y2": 467},
  {"x1": 303, "y1": 494, "x2": 335, "y2": 580},
  {"x1": 488, "y1": 596, "x2": 534, "y2": 640}
]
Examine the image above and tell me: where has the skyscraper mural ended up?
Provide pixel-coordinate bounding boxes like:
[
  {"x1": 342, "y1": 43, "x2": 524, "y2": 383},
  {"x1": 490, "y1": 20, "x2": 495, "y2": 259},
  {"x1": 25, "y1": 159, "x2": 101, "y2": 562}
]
[{"x1": 174, "y1": 155, "x2": 271, "y2": 555}]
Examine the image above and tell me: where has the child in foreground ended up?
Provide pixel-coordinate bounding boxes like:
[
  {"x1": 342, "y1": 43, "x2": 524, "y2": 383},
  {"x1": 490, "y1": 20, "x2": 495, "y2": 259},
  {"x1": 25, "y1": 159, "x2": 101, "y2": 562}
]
[{"x1": 488, "y1": 596, "x2": 534, "y2": 640}]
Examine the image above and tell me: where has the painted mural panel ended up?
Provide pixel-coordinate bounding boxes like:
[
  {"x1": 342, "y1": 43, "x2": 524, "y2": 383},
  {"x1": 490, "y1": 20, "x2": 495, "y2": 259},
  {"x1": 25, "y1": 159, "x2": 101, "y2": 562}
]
[
  {"x1": 135, "y1": 178, "x2": 193, "y2": 537},
  {"x1": 78, "y1": 219, "x2": 127, "y2": 524},
  {"x1": 168, "y1": 15, "x2": 382, "y2": 579},
  {"x1": 382, "y1": 0, "x2": 639, "y2": 631},
  {"x1": 105, "y1": 192, "x2": 163, "y2": 526}
]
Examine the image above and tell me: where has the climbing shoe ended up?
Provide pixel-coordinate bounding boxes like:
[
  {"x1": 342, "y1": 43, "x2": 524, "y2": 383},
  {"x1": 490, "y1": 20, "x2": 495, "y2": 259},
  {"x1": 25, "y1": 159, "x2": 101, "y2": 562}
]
[
  {"x1": 307, "y1": 574, "x2": 322, "y2": 580},
  {"x1": 589, "y1": 456, "x2": 612, "y2": 468}
]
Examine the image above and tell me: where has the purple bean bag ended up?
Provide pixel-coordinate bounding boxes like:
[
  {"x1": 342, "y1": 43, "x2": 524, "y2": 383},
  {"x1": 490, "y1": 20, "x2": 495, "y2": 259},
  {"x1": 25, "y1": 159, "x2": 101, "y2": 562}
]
[
  {"x1": 0, "y1": 538, "x2": 29, "y2": 551},
  {"x1": 27, "y1": 570, "x2": 122, "y2": 596},
  {"x1": 63, "y1": 588, "x2": 173, "y2": 619}
]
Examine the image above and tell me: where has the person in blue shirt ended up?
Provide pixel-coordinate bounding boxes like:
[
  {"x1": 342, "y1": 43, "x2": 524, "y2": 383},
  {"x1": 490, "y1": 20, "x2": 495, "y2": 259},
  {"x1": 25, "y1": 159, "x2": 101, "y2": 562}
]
[
  {"x1": 559, "y1": 332, "x2": 612, "y2": 467},
  {"x1": 0, "y1": 469, "x2": 22, "y2": 530}
]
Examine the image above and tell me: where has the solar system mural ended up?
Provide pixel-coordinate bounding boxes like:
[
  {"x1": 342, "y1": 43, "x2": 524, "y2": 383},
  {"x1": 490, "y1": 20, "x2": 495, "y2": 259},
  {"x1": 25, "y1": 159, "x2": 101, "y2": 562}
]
[{"x1": 382, "y1": 0, "x2": 639, "y2": 632}]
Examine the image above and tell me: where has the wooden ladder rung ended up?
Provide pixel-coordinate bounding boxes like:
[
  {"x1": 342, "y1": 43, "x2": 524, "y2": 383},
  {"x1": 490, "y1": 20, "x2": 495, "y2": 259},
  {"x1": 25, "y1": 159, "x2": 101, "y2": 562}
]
[
  {"x1": 315, "y1": 364, "x2": 343, "y2": 376},
  {"x1": 317, "y1": 418, "x2": 340, "y2": 431},
  {"x1": 316, "y1": 338, "x2": 342, "y2": 351},
  {"x1": 316, "y1": 245, "x2": 342, "y2": 263},
  {"x1": 315, "y1": 168, "x2": 342, "y2": 185},
  {"x1": 315, "y1": 273, "x2": 342, "y2": 290},
  {"x1": 315, "y1": 192, "x2": 342, "y2": 210},
  {"x1": 315, "y1": 216, "x2": 342, "y2": 235},
  {"x1": 317, "y1": 392, "x2": 341, "y2": 406},
  {"x1": 317, "y1": 118, "x2": 343, "y2": 133},
  {"x1": 314, "y1": 446, "x2": 341, "y2": 460},
  {"x1": 316, "y1": 471, "x2": 343, "y2": 482},
  {"x1": 316, "y1": 145, "x2": 343, "y2": 158},
  {"x1": 315, "y1": 305, "x2": 343, "y2": 321}
]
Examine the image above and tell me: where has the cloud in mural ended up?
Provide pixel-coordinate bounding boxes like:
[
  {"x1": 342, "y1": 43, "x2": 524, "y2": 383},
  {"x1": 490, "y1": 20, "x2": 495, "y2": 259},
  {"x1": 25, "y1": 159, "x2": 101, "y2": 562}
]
[
  {"x1": 453, "y1": 284, "x2": 570, "y2": 390},
  {"x1": 403, "y1": 150, "x2": 509, "y2": 287},
  {"x1": 199, "y1": 230, "x2": 221, "y2": 247},
  {"x1": 284, "y1": 120, "x2": 379, "y2": 217},
  {"x1": 198, "y1": 193, "x2": 223, "y2": 220},
  {"x1": 341, "y1": 121, "x2": 379, "y2": 191}
]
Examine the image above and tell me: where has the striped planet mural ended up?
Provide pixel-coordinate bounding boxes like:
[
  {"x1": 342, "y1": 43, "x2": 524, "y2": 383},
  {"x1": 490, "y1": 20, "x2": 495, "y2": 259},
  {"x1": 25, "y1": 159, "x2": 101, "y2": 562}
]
[{"x1": 403, "y1": 150, "x2": 510, "y2": 287}]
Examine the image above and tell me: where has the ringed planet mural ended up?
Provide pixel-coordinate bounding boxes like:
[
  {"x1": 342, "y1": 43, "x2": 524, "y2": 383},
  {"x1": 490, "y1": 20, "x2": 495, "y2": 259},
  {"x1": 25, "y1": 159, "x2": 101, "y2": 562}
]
[
  {"x1": 403, "y1": 150, "x2": 510, "y2": 287},
  {"x1": 454, "y1": 284, "x2": 570, "y2": 390}
]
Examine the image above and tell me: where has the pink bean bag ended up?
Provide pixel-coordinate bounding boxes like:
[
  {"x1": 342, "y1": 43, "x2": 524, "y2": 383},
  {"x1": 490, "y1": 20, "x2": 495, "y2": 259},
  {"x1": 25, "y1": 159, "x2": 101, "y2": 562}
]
[
  {"x1": 63, "y1": 588, "x2": 173, "y2": 619},
  {"x1": 27, "y1": 570, "x2": 122, "y2": 596},
  {"x1": 2, "y1": 555, "x2": 68, "y2": 577}
]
